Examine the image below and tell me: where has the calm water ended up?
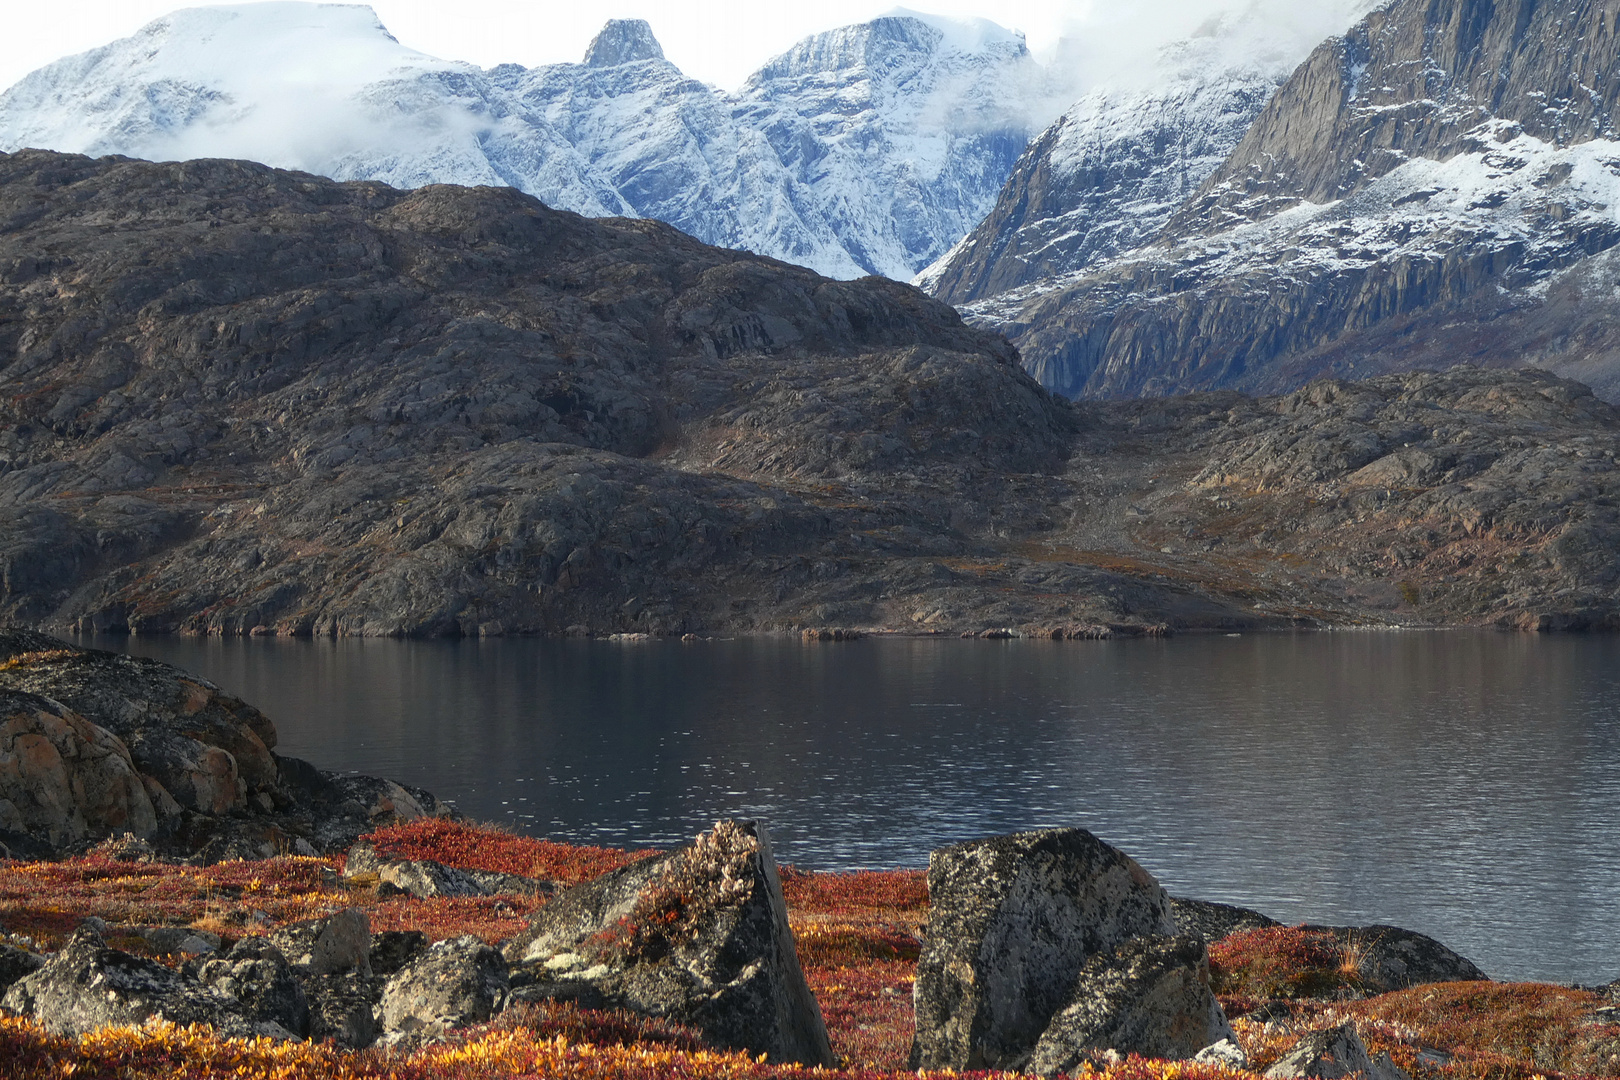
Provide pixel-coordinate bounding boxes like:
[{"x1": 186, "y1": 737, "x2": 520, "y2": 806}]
[{"x1": 93, "y1": 631, "x2": 1620, "y2": 985}]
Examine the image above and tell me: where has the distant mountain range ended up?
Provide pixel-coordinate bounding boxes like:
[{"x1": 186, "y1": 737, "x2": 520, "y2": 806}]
[
  {"x1": 0, "y1": 2, "x2": 1048, "y2": 281},
  {"x1": 941, "y1": 0, "x2": 1620, "y2": 402}
]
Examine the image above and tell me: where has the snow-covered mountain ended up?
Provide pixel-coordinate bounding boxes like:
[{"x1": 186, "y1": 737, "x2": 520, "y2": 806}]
[
  {"x1": 0, "y1": 3, "x2": 1047, "y2": 280},
  {"x1": 954, "y1": 0, "x2": 1620, "y2": 402},
  {"x1": 919, "y1": 1, "x2": 1380, "y2": 303}
]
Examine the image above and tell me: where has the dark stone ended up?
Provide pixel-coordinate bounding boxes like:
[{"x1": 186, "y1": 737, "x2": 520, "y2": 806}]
[
  {"x1": 379, "y1": 935, "x2": 509, "y2": 1034},
  {"x1": 1027, "y1": 935, "x2": 1236, "y2": 1073},
  {"x1": 0, "y1": 943, "x2": 45, "y2": 993},
  {"x1": 303, "y1": 972, "x2": 383, "y2": 1048},
  {"x1": 1307, "y1": 924, "x2": 1489, "y2": 994},
  {"x1": 345, "y1": 840, "x2": 486, "y2": 899},
  {"x1": 369, "y1": 930, "x2": 429, "y2": 977},
  {"x1": 1170, "y1": 897, "x2": 1280, "y2": 943},
  {"x1": 268, "y1": 908, "x2": 373, "y2": 977},
  {"x1": 196, "y1": 938, "x2": 309, "y2": 1037},
  {"x1": 908, "y1": 828, "x2": 1177, "y2": 1071}
]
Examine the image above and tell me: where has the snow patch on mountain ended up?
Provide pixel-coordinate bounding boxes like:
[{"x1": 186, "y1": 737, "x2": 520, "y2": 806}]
[{"x1": 0, "y1": 2, "x2": 1046, "y2": 281}]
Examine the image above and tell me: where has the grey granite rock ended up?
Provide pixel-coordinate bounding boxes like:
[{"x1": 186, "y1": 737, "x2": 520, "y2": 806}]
[
  {"x1": 269, "y1": 909, "x2": 373, "y2": 978},
  {"x1": 1027, "y1": 935, "x2": 1236, "y2": 1074},
  {"x1": 380, "y1": 934, "x2": 509, "y2": 1035},
  {"x1": 1170, "y1": 897, "x2": 1281, "y2": 943},
  {"x1": 908, "y1": 828, "x2": 1177, "y2": 1071},
  {"x1": 196, "y1": 938, "x2": 310, "y2": 1037},
  {"x1": 1265, "y1": 1022, "x2": 1411, "y2": 1080}
]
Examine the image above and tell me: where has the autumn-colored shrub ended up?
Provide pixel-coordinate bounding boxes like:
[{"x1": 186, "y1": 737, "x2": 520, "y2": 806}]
[
  {"x1": 779, "y1": 868, "x2": 928, "y2": 915},
  {"x1": 360, "y1": 817, "x2": 654, "y2": 883},
  {"x1": 1210, "y1": 925, "x2": 1362, "y2": 999},
  {"x1": 492, "y1": 1000, "x2": 709, "y2": 1052}
]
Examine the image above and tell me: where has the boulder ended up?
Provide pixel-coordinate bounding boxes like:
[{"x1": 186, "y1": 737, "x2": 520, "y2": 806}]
[
  {"x1": 195, "y1": 938, "x2": 310, "y2": 1037},
  {"x1": 1171, "y1": 897, "x2": 1280, "y2": 943},
  {"x1": 908, "y1": 828, "x2": 1177, "y2": 1071},
  {"x1": 1197, "y1": 1038, "x2": 1251, "y2": 1068},
  {"x1": 135, "y1": 925, "x2": 221, "y2": 956},
  {"x1": 0, "y1": 690, "x2": 158, "y2": 848},
  {"x1": 503, "y1": 819, "x2": 835, "y2": 1067},
  {"x1": 304, "y1": 972, "x2": 383, "y2": 1048},
  {"x1": 0, "y1": 927, "x2": 262, "y2": 1038},
  {"x1": 0, "y1": 943, "x2": 45, "y2": 993},
  {"x1": 380, "y1": 934, "x2": 509, "y2": 1035},
  {"x1": 345, "y1": 840, "x2": 485, "y2": 899},
  {"x1": 1265, "y1": 1022, "x2": 1411, "y2": 1080},
  {"x1": 1027, "y1": 936, "x2": 1236, "y2": 1074},
  {"x1": 269, "y1": 909, "x2": 373, "y2": 977},
  {"x1": 0, "y1": 632, "x2": 278, "y2": 808},
  {"x1": 1312, "y1": 925, "x2": 1488, "y2": 993},
  {"x1": 370, "y1": 930, "x2": 429, "y2": 977}
]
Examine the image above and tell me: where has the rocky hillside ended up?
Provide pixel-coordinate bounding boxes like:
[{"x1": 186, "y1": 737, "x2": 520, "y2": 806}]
[
  {"x1": 4, "y1": 149, "x2": 1620, "y2": 635},
  {"x1": 950, "y1": 0, "x2": 1620, "y2": 402},
  {"x1": 0, "y1": 4, "x2": 1044, "y2": 281}
]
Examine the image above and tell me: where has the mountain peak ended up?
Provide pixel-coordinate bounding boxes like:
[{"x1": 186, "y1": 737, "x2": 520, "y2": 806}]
[{"x1": 583, "y1": 19, "x2": 665, "y2": 67}]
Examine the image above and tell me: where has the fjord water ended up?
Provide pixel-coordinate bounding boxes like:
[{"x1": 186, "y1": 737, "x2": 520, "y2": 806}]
[{"x1": 97, "y1": 632, "x2": 1620, "y2": 985}]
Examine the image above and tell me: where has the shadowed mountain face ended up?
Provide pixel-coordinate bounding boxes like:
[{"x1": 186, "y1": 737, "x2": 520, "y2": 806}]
[
  {"x1": 5, "y1": 150, "x2": 1620, "y2": 636},
  {"x1": 943, "y1": 0, "x2": 1620, "y2": 404}
]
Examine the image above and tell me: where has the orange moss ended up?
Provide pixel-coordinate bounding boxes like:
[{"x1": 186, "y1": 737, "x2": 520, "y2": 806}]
[{"x1": 360, "y1": 818, "x2": 655, "y2": 883}]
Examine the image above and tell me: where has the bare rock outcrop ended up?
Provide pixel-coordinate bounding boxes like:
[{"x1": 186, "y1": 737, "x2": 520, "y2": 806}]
[
  {"x1": 195, "y1": 938, "x2": 310, "y2": 1037},
  {"x1": 503, "y1": 819, "x2": 835, "y2": 1067},
  {"x1": 0, "y1": 927, "x2": 267, "y2": 1038},
  {"x1": 908, "y1": 828, "x2": 1177, "y2": 1071},
  {"x1": 0, "y1": 689, "x2": 157, "y2": 847},
  {"x1": 1027, "y1": 935, "x2": 1236, "y2": 1074}
]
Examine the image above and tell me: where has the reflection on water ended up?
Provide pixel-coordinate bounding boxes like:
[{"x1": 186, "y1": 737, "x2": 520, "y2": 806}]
[{"x1": 95, "y1": 631, "x2": 1620, "y2": 984}]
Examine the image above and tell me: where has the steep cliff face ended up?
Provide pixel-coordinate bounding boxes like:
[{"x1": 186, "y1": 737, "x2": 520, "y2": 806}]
[
  {"x1": 0, "y1": 5, "x2": 1044, "y2": 281},
  {"x1": 918, "y1": 2, "x2": 1378, "y2": 305},
  {"x1": 957, "y1": 0, "x2": 1620, "y2": 403}
]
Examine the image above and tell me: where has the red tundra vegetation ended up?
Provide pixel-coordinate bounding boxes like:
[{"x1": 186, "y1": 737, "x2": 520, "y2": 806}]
[{"x1": 1, "y1": 818, "x2": 1616, "y2": 1080}]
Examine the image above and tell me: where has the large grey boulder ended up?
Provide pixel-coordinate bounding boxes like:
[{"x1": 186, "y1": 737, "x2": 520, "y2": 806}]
[
  {"x1": 0, "y1": 927, "x2": 266, "y2": 1038},
  {"x1": 345, "y1": 840, "x2": 490, "y2": 899},
  {"x1": 195, "y1": 938, "x2": 310, "y2": 1037},
  {"x1": 380, "y1": 935, "x2": 509, "y2": 1035},
  {"x1": 304, "y1": 972, "x2": 383, "y2": 1048},
  {"x1": 908, "y1": 828, "x2": 1177, "y2": 1071},
  {"x1": 1265, "y1": 1022, "x2": 1411, "y2": 1080},
  {"x1": 503, "y1": 819, "x2": 835, "y2": 1067},
  {"x1": 1027, "y1": 936, "x2": 1236, "y2": 1074}
]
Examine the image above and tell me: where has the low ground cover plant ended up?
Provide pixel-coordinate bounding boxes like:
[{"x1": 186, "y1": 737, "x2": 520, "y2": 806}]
[{"x1": 1, "y1": 819, "x2": 1614, "y2": 1079}]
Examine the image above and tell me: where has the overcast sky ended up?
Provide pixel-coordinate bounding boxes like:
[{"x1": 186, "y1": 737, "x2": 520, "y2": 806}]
[{"x1": 1, "y1": 0, "x2": 1318, "y2": 94}]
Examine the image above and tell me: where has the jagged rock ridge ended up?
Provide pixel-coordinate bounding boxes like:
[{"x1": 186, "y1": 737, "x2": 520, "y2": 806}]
[{"x1": 949, "y1": 0, "x2": 1620, "y2": 403}]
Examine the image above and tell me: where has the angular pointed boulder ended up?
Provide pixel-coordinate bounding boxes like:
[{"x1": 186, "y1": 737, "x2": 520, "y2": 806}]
[{"x1": 503, "y1": 819, "x2": 834, "y2": 1066}]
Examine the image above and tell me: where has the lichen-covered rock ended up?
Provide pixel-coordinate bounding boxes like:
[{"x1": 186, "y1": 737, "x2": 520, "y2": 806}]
[
  {"x1": 908, "y1": 828, "x2": 1177, "y2": 1072},
  {"x1": 380, "y1": 935, "x2": 509, "y2": 1035},
  {"x1": 1265, "y1": 1022, "x2": 1412, "y2": 1080},
  {"x1": 0, "y1": 689, "x2": 157, "y2": 848},
  {"x1": 303, "y1": 972, "x2": 383, "y2": 1048},
  {"x1": 1027, "y1": 936, "x2": 1236, "y2": 1074},
  {"x1": 269, "y1": 909, "x2": 373, "y2": 977},
  {"x1": 0, "y1": 927, "x2": 260, "y2": 1037},
  {"x1": 504, "y1": 820, "x2": 835, "y2": 1066},
  {"x1": 196, "y1": 938, "x2": 309, "y2": 1037},
  {"x1": 1170, "y1": 898, "x2": 1280, "y2": 943},
  {"x1": 0, "y1": 632, "x2": 277, "y2": 810}
]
